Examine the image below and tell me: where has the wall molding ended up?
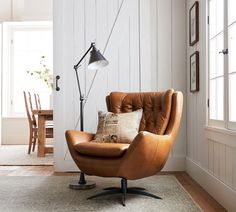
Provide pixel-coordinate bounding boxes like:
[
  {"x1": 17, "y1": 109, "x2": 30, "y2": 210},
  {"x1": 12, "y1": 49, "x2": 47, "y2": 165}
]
[
  {"x1": 186, "y1": 157, "x2": 236, "y2": 212},
  {"x1": 205, "y1": 126, "x2": 236, "y2": 148}
]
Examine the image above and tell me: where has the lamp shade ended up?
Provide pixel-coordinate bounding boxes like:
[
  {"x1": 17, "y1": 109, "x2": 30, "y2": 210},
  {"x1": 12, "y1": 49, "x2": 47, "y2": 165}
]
[{"x1": 88, "y1": 46, "x2": 109, "y2": 70}]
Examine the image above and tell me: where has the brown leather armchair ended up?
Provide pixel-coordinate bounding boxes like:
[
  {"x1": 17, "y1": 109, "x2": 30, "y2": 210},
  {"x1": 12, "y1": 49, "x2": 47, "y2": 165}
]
[{"x1": 66, "y1": 89, "x2": 183, "y2": 206}]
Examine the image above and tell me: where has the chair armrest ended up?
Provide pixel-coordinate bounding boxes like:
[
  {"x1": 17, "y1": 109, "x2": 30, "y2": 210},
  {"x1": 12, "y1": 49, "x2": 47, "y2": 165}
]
[
  {"x1": 119, "y1": 131, "x2": 173, "y2": 179},
  {"x1": 65, "y1": 130, "x2": 95, "y2": 147},
  {"x1": 127, "y1": 131, "x2": 172, "y2": 159}
]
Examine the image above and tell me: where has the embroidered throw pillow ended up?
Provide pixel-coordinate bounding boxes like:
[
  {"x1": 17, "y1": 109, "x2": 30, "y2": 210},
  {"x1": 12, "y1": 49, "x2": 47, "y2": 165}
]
[{"x1": 93, "y1": 109, "x2": 143, "y2": 144}]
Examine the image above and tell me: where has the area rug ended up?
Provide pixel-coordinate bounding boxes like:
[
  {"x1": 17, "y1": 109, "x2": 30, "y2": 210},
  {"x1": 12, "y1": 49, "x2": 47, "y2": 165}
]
[
  {"x1": 0, "y1": 175, "x2": 201, "y2": 212},
  {"x1": 0, "y1": 145, "x2": 53, "y2": 166}
]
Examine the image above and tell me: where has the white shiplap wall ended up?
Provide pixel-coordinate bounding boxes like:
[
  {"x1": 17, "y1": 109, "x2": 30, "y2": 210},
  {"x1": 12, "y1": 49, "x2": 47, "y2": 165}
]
[
  {"x1": 157, "y1": 0, "x2": 187, "y2": 170},
  {"x1": 186, "y1": 0, "x2": 236, "y2": 211},
  {"x1": 54, "y1": 0, "x2": 186, "y2": 171}
]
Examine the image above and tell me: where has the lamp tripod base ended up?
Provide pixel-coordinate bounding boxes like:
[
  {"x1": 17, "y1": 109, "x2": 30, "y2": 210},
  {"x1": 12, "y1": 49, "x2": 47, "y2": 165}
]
[{"x1": 69, "y1": 172, "x2": 96, "y2": 190}]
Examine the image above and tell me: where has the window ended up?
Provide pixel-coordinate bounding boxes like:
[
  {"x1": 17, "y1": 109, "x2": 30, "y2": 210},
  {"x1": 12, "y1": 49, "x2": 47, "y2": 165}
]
[
  {"x1": 208, "y1": 0, "x2": 236, "y2": 130},
  {"x1": 2, "y1": 22, "x2": 52, "y2": 117}
]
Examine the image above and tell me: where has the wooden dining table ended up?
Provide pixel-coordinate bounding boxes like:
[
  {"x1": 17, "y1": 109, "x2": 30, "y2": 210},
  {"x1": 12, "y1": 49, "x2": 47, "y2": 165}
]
[{"x1": 32, "y1": 109, "x2": 53, "y2": 157}]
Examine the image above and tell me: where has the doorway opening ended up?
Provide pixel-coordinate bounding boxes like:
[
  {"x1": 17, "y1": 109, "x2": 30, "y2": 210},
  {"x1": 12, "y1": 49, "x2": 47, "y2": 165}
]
[{"x1": 0, "y1": 21, "x2": 53, "y2": 165}]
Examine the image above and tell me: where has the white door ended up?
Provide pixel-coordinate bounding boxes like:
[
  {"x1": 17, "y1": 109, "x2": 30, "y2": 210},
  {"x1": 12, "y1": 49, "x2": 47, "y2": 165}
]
[{"x1": 53, "y1": 0, "x2": 140, "y2": 171}]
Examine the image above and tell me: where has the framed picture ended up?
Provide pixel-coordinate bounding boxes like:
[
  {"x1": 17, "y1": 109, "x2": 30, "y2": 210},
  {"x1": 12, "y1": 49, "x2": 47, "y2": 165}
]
[
  {"x1": 190, "y1": 51, "x2": 199, "y2": 92},
  {"x1": 189, "y1": 1, "x2": 199, "y2": 46}
]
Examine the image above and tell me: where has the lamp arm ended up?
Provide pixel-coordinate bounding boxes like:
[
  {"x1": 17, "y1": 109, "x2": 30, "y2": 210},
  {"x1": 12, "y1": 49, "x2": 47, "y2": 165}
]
[
  {"x1": 73, "y1": 42, "x2": 95, "y2": 99},
  {"x1": 74, "y1": 42, "x2": 95, "y2": 69},
  {"x1": 74, "y1": 67, "x2": 83, "y2": 101},
  {"x1": 73, "y1": 42, "x2": 95, "y2": 132}
]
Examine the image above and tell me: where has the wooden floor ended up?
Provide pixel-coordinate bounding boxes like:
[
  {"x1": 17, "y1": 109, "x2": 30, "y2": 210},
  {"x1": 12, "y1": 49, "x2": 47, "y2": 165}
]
[{"x1": 0, "y1": 166, "x2": 226, "y2": 211}]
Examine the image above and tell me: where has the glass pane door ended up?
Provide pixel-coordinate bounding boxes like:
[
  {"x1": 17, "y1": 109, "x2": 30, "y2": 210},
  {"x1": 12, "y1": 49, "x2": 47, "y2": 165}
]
[
  {"x1": 228, "y1": 1, "x2": 236, "y2": 122},
  {"x1": 209, "y1": 0, "x2": 224, "y2": 120}
]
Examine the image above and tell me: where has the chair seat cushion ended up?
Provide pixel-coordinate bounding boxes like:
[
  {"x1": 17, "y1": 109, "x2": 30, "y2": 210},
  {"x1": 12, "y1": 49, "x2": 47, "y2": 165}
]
[{"x1": 74, "y1": 142, "x2": 129, "y2": 158}]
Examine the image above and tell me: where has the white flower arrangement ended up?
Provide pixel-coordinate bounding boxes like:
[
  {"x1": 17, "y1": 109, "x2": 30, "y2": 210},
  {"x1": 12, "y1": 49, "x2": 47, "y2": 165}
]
[{"x1": 27, "y1": 56, "x2": 53, "y2": 89}]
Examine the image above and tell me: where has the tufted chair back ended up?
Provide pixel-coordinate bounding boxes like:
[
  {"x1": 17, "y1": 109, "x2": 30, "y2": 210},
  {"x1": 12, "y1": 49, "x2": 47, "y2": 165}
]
[{"x1": 106, "y1": 89, "x2": 174, "y2": 135}]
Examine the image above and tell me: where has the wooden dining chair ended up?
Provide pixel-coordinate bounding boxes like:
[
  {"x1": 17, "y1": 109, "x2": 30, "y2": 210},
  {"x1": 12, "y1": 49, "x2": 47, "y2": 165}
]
[
  {"x1": 23, "y1": 91, "x2": 38, "y2": 154},
  {"x1": 24, "y1": 91, "x2": 54, "y2": 154},
  {"x1": 34, "y1": 93, "x2": 41, "y2": 110},
  {"x1": 34, "y1": 93, "x2": 53, "y2": 127}
]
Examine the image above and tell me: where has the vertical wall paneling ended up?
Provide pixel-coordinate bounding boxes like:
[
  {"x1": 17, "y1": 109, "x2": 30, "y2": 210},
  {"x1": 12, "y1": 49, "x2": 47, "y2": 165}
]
[
  {"x1": 62, "y1": 0, "x2": 74, "y2": 158},
  {"x1": 106, "y1": 0, "x2": 121, "y2": 92},
  {"x1": 85, "y1": 0, "x2": 96, "y2": 95},
  {"x1": 150, "y1": 0, "x2": 158, "y2": 91},
  {"x1": 225, "y1": 146, "x2": 233, "y2": 187},
  {"x1": 54, "y1": 0, "x2": 77, "y2": 170},
  {"x1": 53, "y1": 0, "x2": 64, "y2": 169},
  {"x1": 232, "y1": 147, "x2": 236, "y2": 190},
  {"x1": 219, "y1": 143, "x2": 226, "y2": 182},
  {"x1": 63, "y1": 0, "x2": 86, "y2": 162},
  {"x1": 186, "y1": 0, "x2": 208, "y2": 168},
  {"x1": 143, "y1": 0, "x2": 187, "y2": 169},
  {"x1": 196, "y1": 0, "x2": 207, "y2": 167},
  {"x1": 61, "y1": 0, "x2": 77, "y2": 167},
  {"x1": 139, "y1": 0, "x2": 152, "y2": 91},
  {"x1": 213, "y1": 142, "x2": 220, "y2": 178},
  {"x1": 73, "y1": 0, "x2": 85, "y2": 131},
  {"x1": 83, "y1": 0, "x2": 99, "y2": 133},
  {"x1": 117, "y1": 4, "x2": 131, "y2": 91},
  {"x1": 127, "y1": 0, "x2": 139, "y2": 91},
  {"x1": 187, "y1": 94, "x2": 194, "y2": 158},
  {"x1": 157, "y1": 0, "x2": 172, "y2": 91},
  {"x1": 54, "y1": 0, "x2": 187, "y2": 171},
  {"x1": 95, "y1": 0, "x2": 109, "y2": 113},
  {"x1": 83, "y1": 0, "x2": 140, "y2": 133},
  {"x1": 193, "y1": 90, "x2": 198, "y2": 162},
  {"x1": 171, "y1": 0, "x2": 186, "y2": 158},
  {"x1": 208, "y1": 140, "x2": 214, "y2": 174}
]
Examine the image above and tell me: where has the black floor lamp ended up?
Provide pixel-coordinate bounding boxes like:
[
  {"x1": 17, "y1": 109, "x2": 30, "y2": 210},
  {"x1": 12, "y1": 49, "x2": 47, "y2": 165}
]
[{"x1": 69, "y1": 42, "x2": 108, "y2": 190}]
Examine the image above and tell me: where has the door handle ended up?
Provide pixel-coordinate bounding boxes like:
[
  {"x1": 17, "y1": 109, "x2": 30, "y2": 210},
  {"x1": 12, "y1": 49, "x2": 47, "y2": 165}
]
[
  {"x1": 55, "y1": 75, "x2": 60, "y2": 91},
  {"x1": 219, "y1": 49, "x2": 228, "y2": 55}
]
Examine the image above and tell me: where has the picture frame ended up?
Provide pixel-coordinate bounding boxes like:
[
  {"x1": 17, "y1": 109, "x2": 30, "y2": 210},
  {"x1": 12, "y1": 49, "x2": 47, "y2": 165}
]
[
  {"x1": 190, "y1": 51, "x2": 199, "y2": 92},
  {"x1": 189, "y1": 1, "x2": 199, "y2": 46}
]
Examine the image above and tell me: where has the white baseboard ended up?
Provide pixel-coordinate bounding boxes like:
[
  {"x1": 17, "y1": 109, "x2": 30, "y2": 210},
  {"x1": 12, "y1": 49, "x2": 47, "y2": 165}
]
[
  {"x1": 186, "y1": 157, "x2": 236, "y2": 212},
  {"x1": 163, "y1": 156, "x2": 186, "y2": 171}
]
